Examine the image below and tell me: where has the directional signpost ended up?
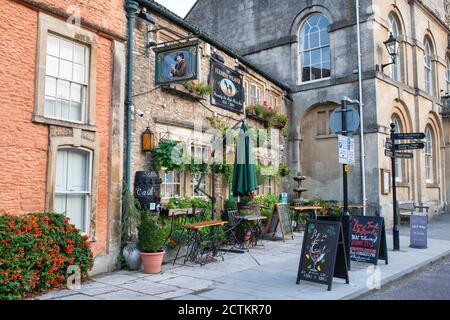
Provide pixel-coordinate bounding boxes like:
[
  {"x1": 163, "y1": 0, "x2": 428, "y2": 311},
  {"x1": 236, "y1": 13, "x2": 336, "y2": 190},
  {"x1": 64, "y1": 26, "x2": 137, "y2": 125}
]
[
  {"x1": 395, "y1": 142, "x2": 425, "y2": 151},
  {"x1": 385, "y1": 124, "x2": 425, "y2": 251}
]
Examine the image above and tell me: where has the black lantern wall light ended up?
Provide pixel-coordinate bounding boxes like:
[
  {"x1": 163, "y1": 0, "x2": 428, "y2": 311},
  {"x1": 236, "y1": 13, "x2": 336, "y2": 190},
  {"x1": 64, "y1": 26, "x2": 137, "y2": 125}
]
[{"x1": 381, "y1": 32, "x2": 400, "y2": 72}]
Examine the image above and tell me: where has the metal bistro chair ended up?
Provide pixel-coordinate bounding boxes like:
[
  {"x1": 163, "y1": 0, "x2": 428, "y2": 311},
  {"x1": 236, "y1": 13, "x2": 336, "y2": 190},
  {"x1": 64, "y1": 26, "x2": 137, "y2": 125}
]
[
  {"x1": 224, "y1": 209, "x2": 247, "y2": 250},
  {"x1": 169, "y1": 209, "x2": 194, "y2": 266}
]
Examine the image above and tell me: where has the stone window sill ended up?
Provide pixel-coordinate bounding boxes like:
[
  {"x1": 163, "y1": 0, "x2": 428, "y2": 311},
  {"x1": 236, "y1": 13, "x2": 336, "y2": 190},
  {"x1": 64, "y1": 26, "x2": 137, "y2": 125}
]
[
  {"x1": 426, "y1": 183, "x2": 440, "y2": 189},
  {"x1": 396, "y1": 182, "x2": 410, "y2": 188},
  {"x1": 33, "y1": 114, "x2": 97, "y2": 132}
]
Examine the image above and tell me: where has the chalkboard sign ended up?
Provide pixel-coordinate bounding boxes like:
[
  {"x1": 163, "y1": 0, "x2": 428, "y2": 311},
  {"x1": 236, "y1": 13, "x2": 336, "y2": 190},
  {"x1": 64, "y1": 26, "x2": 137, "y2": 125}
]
[
  {"x1": 410, "y1": 214, "x2": 428, "y2": 249},
  {"x1": 134, "y1": 171, "x2": 161, "y2": 211},
  {"x1": 296, "y1": 220, "x2": 349, "y2": 291},
  {"x1": 350, "y1": 215, "x2": 388, "y2": 265},
  {"x1": 266, "y1": 204, "x2": 294, "y2": 241}
]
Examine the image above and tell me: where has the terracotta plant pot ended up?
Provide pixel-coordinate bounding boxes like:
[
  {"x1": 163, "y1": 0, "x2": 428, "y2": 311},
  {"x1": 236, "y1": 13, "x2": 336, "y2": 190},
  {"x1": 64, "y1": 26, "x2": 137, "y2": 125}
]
[{"x1": 140, "y1": 251, "x2": 165, "y2": 274}]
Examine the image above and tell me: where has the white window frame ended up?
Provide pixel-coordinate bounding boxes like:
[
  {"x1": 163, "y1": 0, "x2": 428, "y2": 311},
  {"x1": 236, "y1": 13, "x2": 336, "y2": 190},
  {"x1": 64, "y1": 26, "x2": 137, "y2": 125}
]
[
  {"x1": 34, "y1": 13, "x2": 98, "y2": 131},
  {"x1": 44, "y1": 33, "x2": 89, "y2": 124},
  {"x1": 424, "y1": 39, "x2": 433, "y2": 95},
  {"x1": 160, "y1": 170, "x2": 183, "y2": 199},
  {"x1": 299, "y1": 14, "x2": 331, "y2": 84},
  {"x1": 55, "y1": 147, "x2": 92, "y2": 234},
  {"x1": 425, "y1": 126, "x2": 434, "y2": 183},
  {"x1": 388, "y1": 13, "x2": 401, "y2": 81}
]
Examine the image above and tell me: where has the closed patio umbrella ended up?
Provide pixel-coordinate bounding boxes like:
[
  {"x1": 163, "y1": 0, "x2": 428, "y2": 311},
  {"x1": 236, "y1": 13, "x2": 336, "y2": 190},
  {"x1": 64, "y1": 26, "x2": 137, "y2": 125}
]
[{"x1": 232, "y1": 123, "x2": 258, "y2": 197}]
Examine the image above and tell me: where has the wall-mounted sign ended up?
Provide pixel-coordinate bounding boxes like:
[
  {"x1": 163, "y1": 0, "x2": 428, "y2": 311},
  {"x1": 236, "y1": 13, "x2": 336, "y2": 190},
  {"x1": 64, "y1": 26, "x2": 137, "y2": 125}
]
[
  {"x1": 210, "y1": 62, "x2": 244, "y2": 113},
  {"x1": 380, "y1": 169, "x2": 391, "y2": 195},
  {"x1": 154, "y1": 41, "x2": 199, "y2": 85}
]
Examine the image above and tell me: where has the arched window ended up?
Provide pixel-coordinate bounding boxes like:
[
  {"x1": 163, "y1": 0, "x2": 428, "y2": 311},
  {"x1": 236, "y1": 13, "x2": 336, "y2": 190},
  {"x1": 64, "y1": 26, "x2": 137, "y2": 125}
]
[
  {"x1": 390, "y1": 115, "x2": 405, "y2": 182},
  {"x1": 388, "y1": 13, "x2": 401, "y2": 81},
  {"x1": 446, "y1": 56, "x2": 450, "y2": 93},
  {"x1": 299, "y1": 14, "x2": 331, "y2": 83},
  {"x1": 425, "y1": 126, "x2": 434, "y2": 183},
  {"x1": 424, "y1": 38, "x2": 433, "y2": 95}
]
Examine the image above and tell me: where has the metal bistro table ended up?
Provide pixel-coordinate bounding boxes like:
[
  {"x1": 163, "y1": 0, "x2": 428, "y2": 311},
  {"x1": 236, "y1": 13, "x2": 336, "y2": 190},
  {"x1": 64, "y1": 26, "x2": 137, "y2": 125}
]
[
  {"x1": 289, "y1": 206, "x2": 323, "y2": 231},
  {"x1": 238, "y1": 215, "x2": 267, "y2": 247},
  {"x1": 181, "y1": 220, "x2": 228, "y2": 266}
]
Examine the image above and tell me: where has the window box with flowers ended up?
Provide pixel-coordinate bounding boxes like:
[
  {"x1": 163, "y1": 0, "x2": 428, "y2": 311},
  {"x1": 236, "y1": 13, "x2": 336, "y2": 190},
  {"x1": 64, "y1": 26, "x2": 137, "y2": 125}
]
[
  {"x1": 246, "y1": 102, "x2": 289, "y2": 137},
  {"x1": 161, "y1": 80, "x2": 211, "y2": 101}
]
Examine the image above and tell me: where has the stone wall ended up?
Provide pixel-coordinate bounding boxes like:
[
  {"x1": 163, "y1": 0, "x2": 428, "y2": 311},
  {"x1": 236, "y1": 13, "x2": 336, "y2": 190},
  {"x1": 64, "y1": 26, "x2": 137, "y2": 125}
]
[{"x1": 129, "y1": 10, "x2": 288, "y2": 214}]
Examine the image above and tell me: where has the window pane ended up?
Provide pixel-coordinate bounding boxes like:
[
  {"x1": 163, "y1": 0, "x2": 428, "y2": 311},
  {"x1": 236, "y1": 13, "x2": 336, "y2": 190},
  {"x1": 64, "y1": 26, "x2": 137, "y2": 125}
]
[
  {"x1": 308, "y1": 15, "x2": 319, "y2": 26},
  {"x1": 73, "y1": 63, "x2": 85, "y2": 83},
  {"x1": 310, "y1": 31, "x2": 320, "y2": 48},
  {"x1": 302, "y1": 52, "x2": 310, "y2": 66},
  {"x1": 60, "y1": 39, "x2": 73, "y2": 61},
  {"x1": 321, "y1": 47, "x2": 330, "y2": 62},
  {"x1": 65, "y1": 195, "x2": 85, "y2": 232},
  {"x1": 45, "y1": 97, "x2": 56, "y2": 117},
  {"x1": 302, "y1": 66, "x2": 311, "y2": 82},
  {"x1": 73, "y1": 44, "x2": 85, "y2": 64},
  {"x1": 45, "y1": 76, "x2": 57, "y2": 97},
  {"x1": 320, "y1": 30, "x2": 329, "y2": 46},
  {"x1": 47, "y1": 35, "x2": 60, "y2": 57},
  {"x1": 57, "y1": 80, "x2": 70, "y2": 99},
  {"x1": 318, "y1": 16, "x2": 329, "y2": 30},
  {"x1": 46, "y1": 55, "x2": 59, "y2": 77},
  {"x1": 311, "y1": 64, "x2": 321, "y2": 80},
  {"x1": 71, "y1": 83, "x2": 82, "y2": 102},
  {"x1": 70, "y1": 102, "x2": 82, "y2": 122},
  {"x1": 322, "y1": 61, "x2": 331, "y2": 78},
  {"x1": 60, "y1": 60, "x2": 73, "y2": 80},
  {"x1": 58, "y1": 100, "x2": 70, "y2": 120},
  {"x1": 311, "y1": 49, "x2": 321, "y2": 65},
  {"x1": 301, "y1": 33, "x2": 310, "y2": 50}
]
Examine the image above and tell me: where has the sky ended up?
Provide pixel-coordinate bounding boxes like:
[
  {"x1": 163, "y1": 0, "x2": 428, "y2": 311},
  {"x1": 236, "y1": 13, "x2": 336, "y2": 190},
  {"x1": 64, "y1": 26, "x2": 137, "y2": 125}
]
[{"x1": 154, "y1": 0, "x2": 197, "y2": 18}]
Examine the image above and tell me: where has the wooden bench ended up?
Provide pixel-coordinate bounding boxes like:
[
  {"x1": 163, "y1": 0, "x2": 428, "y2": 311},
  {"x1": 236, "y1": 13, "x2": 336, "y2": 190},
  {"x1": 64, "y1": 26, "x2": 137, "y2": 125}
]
[{"x1": 397, "y1": 201, "x2": 430, "y2": 224}]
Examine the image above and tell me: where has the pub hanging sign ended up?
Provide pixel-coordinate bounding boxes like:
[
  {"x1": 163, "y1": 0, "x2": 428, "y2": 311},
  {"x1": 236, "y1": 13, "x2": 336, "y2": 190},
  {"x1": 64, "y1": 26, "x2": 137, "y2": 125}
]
[{"x1": 210, "y1": 61, "x2": 244, "y2": 113}]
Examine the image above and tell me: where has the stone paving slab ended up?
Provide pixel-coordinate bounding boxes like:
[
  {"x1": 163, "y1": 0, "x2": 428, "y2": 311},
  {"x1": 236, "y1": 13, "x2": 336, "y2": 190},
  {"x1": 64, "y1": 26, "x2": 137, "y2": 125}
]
[{"x1": 34, "y1": 220, "x2": 450, "y2": 300}]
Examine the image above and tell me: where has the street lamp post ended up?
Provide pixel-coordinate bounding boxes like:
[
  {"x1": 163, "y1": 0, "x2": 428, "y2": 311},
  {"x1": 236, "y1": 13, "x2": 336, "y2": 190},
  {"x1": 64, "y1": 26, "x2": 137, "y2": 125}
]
[{"x1": 381, "y1": 32, "x2": 400, "y2": 72}]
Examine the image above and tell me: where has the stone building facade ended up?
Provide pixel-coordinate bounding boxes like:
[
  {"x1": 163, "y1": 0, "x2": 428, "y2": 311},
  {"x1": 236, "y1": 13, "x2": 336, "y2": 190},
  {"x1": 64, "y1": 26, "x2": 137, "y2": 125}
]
[
  {"x1": 127, "y1": 1, "x2": 289, "y2": 212},
  {"x1": 187, "y1": 0, "x2": 450, "y2": 223},
  {"x1": 0, "y1": 0, "x2": 126, "y2": 274}
]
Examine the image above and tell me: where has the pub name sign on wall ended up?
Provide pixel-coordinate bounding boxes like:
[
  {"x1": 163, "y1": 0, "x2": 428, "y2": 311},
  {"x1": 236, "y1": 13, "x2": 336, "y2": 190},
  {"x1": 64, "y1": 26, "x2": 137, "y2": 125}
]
[{"x1": 210, "y1": 61, "x2": 244, "y2": 113}]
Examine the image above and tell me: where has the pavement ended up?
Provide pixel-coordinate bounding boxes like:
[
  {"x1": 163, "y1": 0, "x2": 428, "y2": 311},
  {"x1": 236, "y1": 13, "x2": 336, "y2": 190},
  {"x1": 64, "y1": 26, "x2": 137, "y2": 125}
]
[{"x1": 35, "y1": 212, "x2": 450, "y2": 300}]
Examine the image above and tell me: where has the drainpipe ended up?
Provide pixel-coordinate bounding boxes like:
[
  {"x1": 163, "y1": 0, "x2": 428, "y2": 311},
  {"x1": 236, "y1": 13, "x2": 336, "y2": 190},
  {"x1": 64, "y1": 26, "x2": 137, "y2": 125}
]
[
  {"x1": 356, "y1": 0, "x2": 367, "y2": 215},
  {"x1": 125, "y1": 0, "x2": 139, "y2": 188}
]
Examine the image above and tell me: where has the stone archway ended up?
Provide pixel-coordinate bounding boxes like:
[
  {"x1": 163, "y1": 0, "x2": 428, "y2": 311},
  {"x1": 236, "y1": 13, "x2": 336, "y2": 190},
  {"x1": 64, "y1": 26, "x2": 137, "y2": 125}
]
[{"x1": 299, "y1": 102, "x2": 341, "y2": 200}]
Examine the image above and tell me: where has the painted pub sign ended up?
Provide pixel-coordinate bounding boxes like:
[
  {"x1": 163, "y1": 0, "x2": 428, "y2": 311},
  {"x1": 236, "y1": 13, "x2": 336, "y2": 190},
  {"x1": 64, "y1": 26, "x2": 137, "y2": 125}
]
[
  {"x1": 210, "y1": 61, "x2": 244, "y2": 112},
  {"x1": 154, "y1": 41, "x2": 199, "y2": 85}
]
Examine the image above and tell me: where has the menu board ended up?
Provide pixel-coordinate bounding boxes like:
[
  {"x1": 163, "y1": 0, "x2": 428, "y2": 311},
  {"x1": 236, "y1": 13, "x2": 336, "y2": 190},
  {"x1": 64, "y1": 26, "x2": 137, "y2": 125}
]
[
  {"x1": 410, "y1": 215, "x2": 428, "y2": 249},
  {"x1": 266, "y1": 204, "x2": 294, "y2": 241},
  {"x1": 296, "y1": 220, "x2": 349, "y2": 291},
  {"x1": 350, "y1": 215, "x2": 388, "y2": 265}
]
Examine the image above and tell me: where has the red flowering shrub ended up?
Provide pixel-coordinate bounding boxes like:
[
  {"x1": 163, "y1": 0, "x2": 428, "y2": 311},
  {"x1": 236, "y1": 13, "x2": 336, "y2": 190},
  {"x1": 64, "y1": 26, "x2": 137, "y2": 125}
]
[{"x1": 0, "y1": 213, "x2": 93, "y2": 300}]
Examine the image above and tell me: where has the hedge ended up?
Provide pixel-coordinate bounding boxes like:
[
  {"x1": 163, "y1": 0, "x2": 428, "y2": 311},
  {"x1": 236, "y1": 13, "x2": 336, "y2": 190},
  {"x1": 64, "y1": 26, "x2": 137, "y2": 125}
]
[{"x1": 0, "y1": 212, "x2": 93, "y2": 300}]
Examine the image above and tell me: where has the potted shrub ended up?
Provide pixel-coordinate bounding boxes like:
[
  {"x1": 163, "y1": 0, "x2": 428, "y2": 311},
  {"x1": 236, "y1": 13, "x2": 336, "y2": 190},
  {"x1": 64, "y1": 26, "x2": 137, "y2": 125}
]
[{"x1": 138, "y1": 212, "x2": 167, "y2": 274}]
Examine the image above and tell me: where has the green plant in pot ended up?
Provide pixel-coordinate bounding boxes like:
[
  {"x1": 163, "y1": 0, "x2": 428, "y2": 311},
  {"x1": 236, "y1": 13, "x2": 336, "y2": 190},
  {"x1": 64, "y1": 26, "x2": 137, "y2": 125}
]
[{"x1": 138, "y1": 212, "x2": 167, "y2": 274}]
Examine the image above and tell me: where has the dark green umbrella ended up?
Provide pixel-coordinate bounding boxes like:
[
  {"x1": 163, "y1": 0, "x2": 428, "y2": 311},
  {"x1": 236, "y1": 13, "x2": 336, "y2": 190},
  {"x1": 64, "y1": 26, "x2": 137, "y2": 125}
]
[{"x1": 232, "y1": 123, "x2": 258, "y2": 197}]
